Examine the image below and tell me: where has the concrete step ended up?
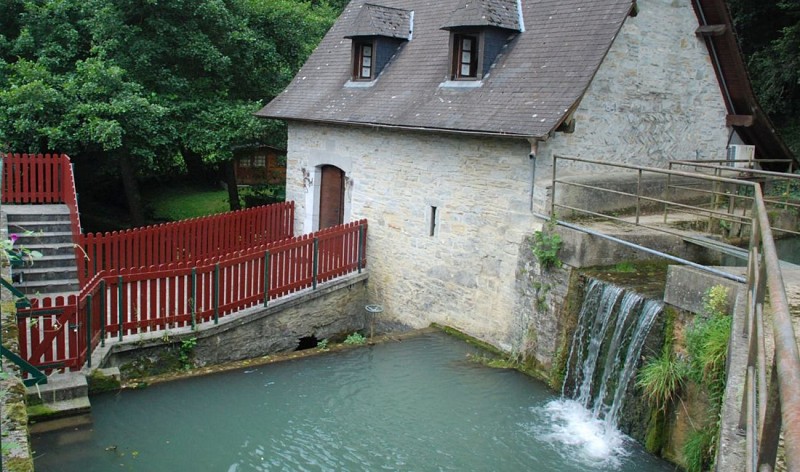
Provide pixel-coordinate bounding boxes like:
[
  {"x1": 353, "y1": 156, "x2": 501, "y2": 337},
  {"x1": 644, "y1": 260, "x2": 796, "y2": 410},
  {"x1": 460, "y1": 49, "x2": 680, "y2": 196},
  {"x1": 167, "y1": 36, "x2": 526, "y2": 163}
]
[
  {"x1": 26, "y1": 253, "x2": 79, "y2": 269},
  {"x1": 16, "y1": 278, "x2": 81, "y2": 294},
  {"x1": 20, "y1": 242, "x2": 76, "y2": 256},
  {"x1": 13, "y1": 266, "x2": 78, "y2": 283},
  {"x1": 15, "y1": 231, "x2": 74, "y2": 245},
  {"x1": 27, "y1": 372, "x2": 88, "y2": 403},
  {"x1": 8, "y1": 220, "x2": 72, "y2": 234}
]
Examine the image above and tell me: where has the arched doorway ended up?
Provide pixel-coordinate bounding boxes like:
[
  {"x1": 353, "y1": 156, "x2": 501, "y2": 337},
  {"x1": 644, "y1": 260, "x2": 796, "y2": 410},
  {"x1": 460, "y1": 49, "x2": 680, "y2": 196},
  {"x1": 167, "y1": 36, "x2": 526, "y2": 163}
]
[{"x1": 318, "y1": 165, "x2": 345, "y2": 229}]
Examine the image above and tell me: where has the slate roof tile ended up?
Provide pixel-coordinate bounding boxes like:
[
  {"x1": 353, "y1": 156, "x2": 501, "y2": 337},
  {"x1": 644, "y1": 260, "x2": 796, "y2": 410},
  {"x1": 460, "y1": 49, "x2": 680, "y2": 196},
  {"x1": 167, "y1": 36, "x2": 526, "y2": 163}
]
[
  {"x1": 345, "y1": 3, "x2": 413, "y2": 39},
  {"x1": 257, "y1": 0, "x2": 634, "y2": 138}
]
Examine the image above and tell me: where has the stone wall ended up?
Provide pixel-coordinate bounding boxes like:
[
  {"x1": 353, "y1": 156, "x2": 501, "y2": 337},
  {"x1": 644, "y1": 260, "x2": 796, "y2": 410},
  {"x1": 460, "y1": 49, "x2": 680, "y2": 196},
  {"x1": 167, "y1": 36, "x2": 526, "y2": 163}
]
[
  {"x1": 286, "y1": 123, "x2": 543, "y2": 353},
  {"x1": 282, "y1": 0, "x2": 731, "y2": 366},
  {"x1": 533, "y1": 0, "x2": 730, "y2": 214}
]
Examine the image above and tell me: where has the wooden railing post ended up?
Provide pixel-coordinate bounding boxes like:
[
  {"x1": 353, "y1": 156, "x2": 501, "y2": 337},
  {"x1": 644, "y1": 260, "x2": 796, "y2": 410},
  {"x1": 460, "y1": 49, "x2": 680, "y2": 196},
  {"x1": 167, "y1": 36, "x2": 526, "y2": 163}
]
[
  {"x1": 263, "y1": 251, "x2": 270, "y2": 307},
  {"x1": 358, "y1": 223, "x2": 365, "y2": 273},
  {"x1": 100, "y1": 280, "x2": 106, "y2": 347},
  {"x1": 312, "y1": 238, "x2": 319, "y2": 290},
  {"x1": 86, "y1": 294, "x2": 93, "y2": 368},
  {"x1": 213, "y1": 263, "x2": 220, "y2": 324},
  {"x1": 191, "y1": 268, "x2": 197, "y2": 330},
  {"x1": 117, "y1": 276, "x2": 124, "y2": 341}
]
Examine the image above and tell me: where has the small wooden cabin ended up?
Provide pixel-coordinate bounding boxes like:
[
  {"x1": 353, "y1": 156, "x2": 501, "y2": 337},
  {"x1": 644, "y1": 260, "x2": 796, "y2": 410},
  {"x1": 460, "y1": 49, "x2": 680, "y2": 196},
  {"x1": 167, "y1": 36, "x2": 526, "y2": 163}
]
[{"x1": 233, "y1": 145, "x2": 286, "y2": 186}]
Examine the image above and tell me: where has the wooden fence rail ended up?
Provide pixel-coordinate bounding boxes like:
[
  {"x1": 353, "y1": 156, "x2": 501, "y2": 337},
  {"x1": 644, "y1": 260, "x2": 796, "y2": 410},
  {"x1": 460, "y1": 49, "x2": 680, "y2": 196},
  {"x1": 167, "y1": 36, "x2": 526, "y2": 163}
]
[
  {"x1": 77, "y1": 202, "x2": 294, "y2": 284},
  {"x1": 17, "y1": 220, "x2": 368, "y2": 373},
  {"x1": 1, "y1": 153, "x2": 69, "y2": 204}
]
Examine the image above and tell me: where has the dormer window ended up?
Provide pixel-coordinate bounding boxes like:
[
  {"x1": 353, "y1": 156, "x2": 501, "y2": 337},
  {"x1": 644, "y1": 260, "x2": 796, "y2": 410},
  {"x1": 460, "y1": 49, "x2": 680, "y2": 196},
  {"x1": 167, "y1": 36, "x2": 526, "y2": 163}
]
[
  {"x1": 453, "y1": 34, "x2": 478, "y2": 79},
  {"x1": 344, "y1": 4, "x2": 413, "y2": 85},
  {"x1": 441, "y1": 0, "x2": 523, "y2": 83},
  {"x1": 353, "y1": 40, "x2": 375, "y2": 80}
]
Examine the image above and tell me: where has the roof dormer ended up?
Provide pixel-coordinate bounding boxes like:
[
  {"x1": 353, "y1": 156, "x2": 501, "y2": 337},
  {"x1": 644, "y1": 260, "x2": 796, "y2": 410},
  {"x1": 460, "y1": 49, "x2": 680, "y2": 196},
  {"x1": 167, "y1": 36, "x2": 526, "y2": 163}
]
[
  {"x1": 344, "y1": 4, "x2": 413, "y2": 84},
  {"x1": 441, "y1": 0, "x2": 523, "y2": 82}
]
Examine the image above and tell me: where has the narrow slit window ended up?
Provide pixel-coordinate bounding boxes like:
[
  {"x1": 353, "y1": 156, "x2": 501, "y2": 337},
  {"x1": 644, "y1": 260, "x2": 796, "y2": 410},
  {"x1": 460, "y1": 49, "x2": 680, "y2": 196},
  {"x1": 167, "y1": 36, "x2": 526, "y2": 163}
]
[{"x1": 430, "y1": 206, "x2": 437, "y2": 236}]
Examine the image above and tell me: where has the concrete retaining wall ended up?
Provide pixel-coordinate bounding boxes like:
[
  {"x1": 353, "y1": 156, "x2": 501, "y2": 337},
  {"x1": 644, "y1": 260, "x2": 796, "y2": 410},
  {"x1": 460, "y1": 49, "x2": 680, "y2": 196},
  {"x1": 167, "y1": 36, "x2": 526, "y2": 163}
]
[{"x1": 94, "y1": 273, "x2": 370, "y2": 375}]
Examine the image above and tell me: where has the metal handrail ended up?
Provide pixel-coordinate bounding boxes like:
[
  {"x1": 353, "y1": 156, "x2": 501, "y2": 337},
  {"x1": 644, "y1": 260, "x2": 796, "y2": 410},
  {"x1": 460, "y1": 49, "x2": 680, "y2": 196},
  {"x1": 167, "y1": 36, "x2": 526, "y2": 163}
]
[{"x1": 551, "y1": 155, "x2": 800, "y2": 471}]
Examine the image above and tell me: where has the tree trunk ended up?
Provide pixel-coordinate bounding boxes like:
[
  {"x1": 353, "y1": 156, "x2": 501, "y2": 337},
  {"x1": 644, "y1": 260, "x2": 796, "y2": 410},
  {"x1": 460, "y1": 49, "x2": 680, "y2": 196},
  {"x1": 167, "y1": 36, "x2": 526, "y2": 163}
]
[
  {"x1": 181, "y1": 148, "x2": 215, "y2": 185},
  {"x1": 118, "y1": 152, "x2": 146, "y2": 226},
  {"x1": 224, "y1": 159, "x2": 241, "y2": 211}
]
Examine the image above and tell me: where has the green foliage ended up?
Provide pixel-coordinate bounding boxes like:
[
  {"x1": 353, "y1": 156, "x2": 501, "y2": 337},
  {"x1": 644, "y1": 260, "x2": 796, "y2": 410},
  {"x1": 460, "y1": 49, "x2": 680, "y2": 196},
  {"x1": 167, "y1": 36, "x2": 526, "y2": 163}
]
[
  {"x1": 636, "y1": 347, "x2": 688, "y2": 412},
  {"x1": 677, "y1": 285, "x2": 732, "y2": 471},
  {"x1": 728, "y1": 0, "x2": 800, "y2": 157},
  {"x1": 531, "y1": 219, "x2": 562, "y2": 270},
  {"x1": 317, "y1": 338, "x2": 329, "y2": 351},
  {"x1": 179, "y1": 337, "x2": 197, "y2": 370},
  {"x1": 240, "y1": 184, "x2": 286, "y2": 208},
  {"x1": 343, "y1": 332, "x2": 366, "y2": 346},
  {"x1": 613, "y1": 261, "x2": 636, "y2": 273},
  {"x1": 683, "y1": 427, "x2": 716, "y2": 472},
  {"x1": 0, "y1": 0, "x2": 341, "y2": 219}
]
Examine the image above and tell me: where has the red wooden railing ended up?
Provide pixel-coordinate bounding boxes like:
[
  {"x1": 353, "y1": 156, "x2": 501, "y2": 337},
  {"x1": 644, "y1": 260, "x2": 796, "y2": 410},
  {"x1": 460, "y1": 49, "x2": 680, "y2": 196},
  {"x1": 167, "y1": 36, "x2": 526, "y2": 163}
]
[
  {"x1": 17, "y1": 220, "x2": 368, "y2": 373},
  {"x1": 1, "y1": 153, "x2": 70, "y2": 204},
  {"x1": 2, "y1": 153, "x2": 85, "y2": 274},
  {"x1": 77, "y1": 202, "x2": 294, "y2": 284}
]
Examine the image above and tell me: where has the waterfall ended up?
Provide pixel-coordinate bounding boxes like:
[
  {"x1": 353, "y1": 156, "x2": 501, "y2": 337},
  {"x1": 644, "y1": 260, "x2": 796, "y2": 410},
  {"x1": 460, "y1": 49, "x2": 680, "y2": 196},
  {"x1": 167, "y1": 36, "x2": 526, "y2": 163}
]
[{"x1": 537, "y1": 277, "x2": 663, "y2": 468}]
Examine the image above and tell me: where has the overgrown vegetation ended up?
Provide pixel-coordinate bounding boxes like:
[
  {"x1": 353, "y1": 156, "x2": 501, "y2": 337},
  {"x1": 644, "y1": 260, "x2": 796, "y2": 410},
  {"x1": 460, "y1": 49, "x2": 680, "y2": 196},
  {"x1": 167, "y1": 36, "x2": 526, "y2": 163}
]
[
  {"x1": 0, "y1": 0, "x2": 344, "y2": 225},
  {"x1": 531, "y1": 218, "x2": 562, "y2": 270},
  {"x1": 637, "y1": 285, "x2": 732, "y2": 471},
  {"x1": 179, "y1": 337, "x2": 198, "y2": 370},
  {"x1": 343, "y1": 332, "x2": 366, "y2": 346},
  {"x1": 728, "y1": 0, "x2": 800, "y2": 157}
]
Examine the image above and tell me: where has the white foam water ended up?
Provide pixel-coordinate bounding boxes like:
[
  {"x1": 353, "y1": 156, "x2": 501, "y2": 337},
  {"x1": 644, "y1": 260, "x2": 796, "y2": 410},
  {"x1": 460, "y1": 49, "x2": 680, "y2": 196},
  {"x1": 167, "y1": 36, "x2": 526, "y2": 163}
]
[{"x1": 535, "y1": 398, "x2": 631, "y2": 469}]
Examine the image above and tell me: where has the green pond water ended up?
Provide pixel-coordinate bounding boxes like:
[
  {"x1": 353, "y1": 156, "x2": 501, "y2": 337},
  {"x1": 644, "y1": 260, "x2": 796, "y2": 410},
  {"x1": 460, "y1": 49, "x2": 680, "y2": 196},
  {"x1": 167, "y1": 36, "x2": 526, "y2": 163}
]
[{"x1": 32, "y1": 332, "x2": 674, "y2": 471}]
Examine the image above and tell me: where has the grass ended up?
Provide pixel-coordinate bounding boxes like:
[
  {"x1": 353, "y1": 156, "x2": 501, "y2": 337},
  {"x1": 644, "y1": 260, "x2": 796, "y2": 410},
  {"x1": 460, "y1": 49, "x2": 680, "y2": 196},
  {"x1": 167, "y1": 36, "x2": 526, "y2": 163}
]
[
  {"x1": 145, "y1": 183, "x2": 231, "y2": 222},
  {"x1": 636, "y1": 347, "x2": 687, "y2": 412}
]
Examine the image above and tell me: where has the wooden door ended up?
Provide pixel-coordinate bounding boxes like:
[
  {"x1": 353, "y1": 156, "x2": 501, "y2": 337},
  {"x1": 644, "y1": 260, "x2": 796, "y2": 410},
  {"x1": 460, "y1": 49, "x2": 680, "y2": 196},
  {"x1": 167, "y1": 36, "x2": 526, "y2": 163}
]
[{"x1": 319, "y1": 165, "x2": 345, "y2": 229}]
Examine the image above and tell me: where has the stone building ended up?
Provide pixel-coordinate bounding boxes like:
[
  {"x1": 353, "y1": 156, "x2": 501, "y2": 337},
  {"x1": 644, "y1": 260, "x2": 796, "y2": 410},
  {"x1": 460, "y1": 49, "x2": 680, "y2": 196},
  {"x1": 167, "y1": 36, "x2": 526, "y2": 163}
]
[{"x1": 257, "y1": 0, "x2": 792, "y2": 364}]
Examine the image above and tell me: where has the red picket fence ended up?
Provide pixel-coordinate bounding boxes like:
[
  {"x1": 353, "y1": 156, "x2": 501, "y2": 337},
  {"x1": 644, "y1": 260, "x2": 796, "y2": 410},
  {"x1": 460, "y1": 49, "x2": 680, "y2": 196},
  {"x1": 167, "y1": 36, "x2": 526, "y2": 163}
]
[
  {"x1": 1, "y1": 153, "x2": 71, "y2": 204},
  {"x1": 77, "y1": 202, "x2": 294, "y2": 284},
  {"x1": 17, "y1": 220, "x2": 368, "y2": 373},
  {"x1": 1, "y1": 153, "x2": 84, "y2": 267}
]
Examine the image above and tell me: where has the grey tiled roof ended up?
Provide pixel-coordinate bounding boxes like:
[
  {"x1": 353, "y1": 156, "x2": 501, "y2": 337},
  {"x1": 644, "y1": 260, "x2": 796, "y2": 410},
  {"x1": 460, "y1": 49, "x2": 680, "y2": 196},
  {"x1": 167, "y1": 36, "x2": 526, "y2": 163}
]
[
  {"x1": 441, "y1": 0, "x2": 521, "y2": 31},
  {"x1": 258, "y1": 0, "x2": 634, "y2": 139},
  {"x1": 345, "y1": 3, "x2": 412, "y2": 40}
]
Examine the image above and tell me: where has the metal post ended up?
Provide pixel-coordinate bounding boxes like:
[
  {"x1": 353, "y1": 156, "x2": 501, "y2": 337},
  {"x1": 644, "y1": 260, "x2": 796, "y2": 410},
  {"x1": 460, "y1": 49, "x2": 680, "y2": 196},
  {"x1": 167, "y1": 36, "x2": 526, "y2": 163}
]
[
  {"x1": 636, "y1": 169, "x2": 642, "y2": 225},
  {"x1": 312, "y1": 238, "x2": 319, "y2": 290},
  {"x1": 117, "y1": 275, "x2": 123, "y2": 341},
  {"x1": 358, "y1": 224, "x2": 364, "y2": 274},
  {"x1": 263, "y1": 251, "x2": 270, "y2": 307},
  {"x1": 86, "y1": 294, "x2": 93, "y2": 369},
  {"x1": 663, "y1": 168, "x2": 673, "y2": 224},
  {"x1": 191, "y1": 268, "x2": 197, "y2": 330},
  {"x1": 213, "y1": 264, "x2": 219, "y2": 324}
]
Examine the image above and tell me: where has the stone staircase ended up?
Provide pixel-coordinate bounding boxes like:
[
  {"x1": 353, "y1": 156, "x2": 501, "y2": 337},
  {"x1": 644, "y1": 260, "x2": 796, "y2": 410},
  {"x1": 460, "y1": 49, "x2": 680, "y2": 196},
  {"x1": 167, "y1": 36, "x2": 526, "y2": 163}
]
[{"x1": 4, "y1": 204, "x2": 80, "y2": 296}]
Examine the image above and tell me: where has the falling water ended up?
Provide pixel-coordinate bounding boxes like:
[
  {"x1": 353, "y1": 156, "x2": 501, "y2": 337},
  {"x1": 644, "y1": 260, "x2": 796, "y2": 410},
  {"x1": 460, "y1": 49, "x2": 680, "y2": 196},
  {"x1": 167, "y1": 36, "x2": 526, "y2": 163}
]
[{"x1": 539, "y1": 278, "x2": 663, "y2": 469}]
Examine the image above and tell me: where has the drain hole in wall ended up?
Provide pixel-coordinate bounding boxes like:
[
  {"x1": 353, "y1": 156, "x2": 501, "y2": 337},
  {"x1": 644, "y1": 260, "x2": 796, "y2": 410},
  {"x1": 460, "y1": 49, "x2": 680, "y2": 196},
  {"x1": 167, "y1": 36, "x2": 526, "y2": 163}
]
[{"x1": 296, "y1": 336, "x2": 319, "y2": 351}]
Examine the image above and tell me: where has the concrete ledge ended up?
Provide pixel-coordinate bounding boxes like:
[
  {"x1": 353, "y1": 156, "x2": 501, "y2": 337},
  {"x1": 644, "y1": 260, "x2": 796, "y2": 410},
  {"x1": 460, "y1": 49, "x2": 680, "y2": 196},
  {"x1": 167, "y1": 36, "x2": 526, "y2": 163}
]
[
  {"x1": 664, "y1": 265, "x2": 743, "y2": 314},
  {"x1": 557, "y1": 224, "x2": 716, "y2": 268}
]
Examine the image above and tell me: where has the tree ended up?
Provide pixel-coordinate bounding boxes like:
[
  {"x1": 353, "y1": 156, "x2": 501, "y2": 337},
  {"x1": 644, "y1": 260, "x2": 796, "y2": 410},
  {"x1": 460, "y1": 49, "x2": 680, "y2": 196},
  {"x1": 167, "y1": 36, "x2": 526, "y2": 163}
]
[
  {"x1": 727, "y1": 0, "x2": 800, "y2": 156},
  {"x1": 0, "y1": 0, "x2": 341, "y2": 222}
]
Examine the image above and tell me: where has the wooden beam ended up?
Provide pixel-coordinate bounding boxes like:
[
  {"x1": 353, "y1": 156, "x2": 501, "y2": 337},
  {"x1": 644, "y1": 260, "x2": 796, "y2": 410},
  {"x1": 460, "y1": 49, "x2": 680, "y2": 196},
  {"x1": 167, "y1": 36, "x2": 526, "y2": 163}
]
[
  {"x1": 727, "y1": 114, "x2": 755, "y2": 127},
  {"x1": 696, "y1": 24, "x2": 727, "y2": 36}
]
